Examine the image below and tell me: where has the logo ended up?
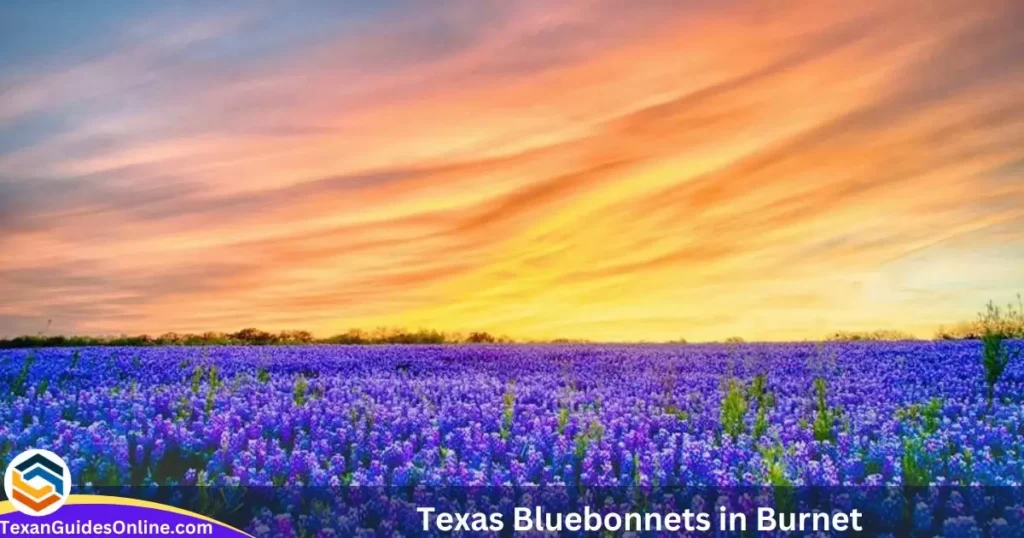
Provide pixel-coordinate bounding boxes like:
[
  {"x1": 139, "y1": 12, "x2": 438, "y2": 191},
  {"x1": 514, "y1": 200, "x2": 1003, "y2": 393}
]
[{"x1": 4, "y1": 449, "x2": 71, "y2": 516}]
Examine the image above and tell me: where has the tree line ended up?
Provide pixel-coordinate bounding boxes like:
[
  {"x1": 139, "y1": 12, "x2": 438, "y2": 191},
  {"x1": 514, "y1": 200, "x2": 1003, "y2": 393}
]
[
  {"x1": 0, "y1": 328, "x2": 595, "y2": 348},
  {"x1": 2, "y1": 296, "x2": 1019, "y2": 348}
]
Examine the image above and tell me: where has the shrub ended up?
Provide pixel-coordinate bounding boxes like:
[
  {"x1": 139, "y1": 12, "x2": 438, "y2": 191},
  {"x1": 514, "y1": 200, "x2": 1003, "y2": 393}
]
[
  {"x1": 812, "y1": 377, "x2": 838, "y2": 442},
  {"x1": 501, "y1": 381, "x2": 516, "y2": 440},
  {"x1": 748, "y1": 374, "x2": 774, "y2": 439},
  {"x1": 922, "y1": 398, "x2": 942, "y2": 434},
  {"x1": 976, "y1": 299, "x2": 1022, "y2": 411},
  {"x1": 720, "y1": 379, "x2": 748, "y2": 440},
  {"x1": 902, "y1": 437, "x2": 931, "y2": 486},
  {"x1": 760, "y1": 442, "x2": 794, "y2": 510},
  {"x1": 10, "y1": 353, "x2": 36, "y2": 398},
  {"x1": 190, "y1": 366, "x2": 203, "y2": 395},
  {"x1": 293, "y1": 376, "x2": 309, "y2": 406},
  {"x1": 982, "y1": 331, "x2": 1018, "y2": 411},
  {"x1": 936, "y1": 294, "x2": 1024, "y2": 339},
  {"x1": 898, "y1": 398, "x2": 944, "y2": 435},
  {"x1": 557, "y1": 406, "x2": 570, "y2": 434},
  {"x1": 573, "y1": 420, "x2": 604, "y2": 460}
]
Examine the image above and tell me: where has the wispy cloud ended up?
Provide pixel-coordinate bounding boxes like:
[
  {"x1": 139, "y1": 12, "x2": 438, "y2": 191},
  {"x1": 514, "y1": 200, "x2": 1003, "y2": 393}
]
[{"x1": 1, "y1": 0, "x2": 1022, "y2": 340}]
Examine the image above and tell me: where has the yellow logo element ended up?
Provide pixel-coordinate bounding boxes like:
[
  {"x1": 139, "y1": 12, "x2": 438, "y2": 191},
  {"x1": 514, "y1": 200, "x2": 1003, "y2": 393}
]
[{"x1": 3, "y1": 449, "x2": 71, "y2": 517}]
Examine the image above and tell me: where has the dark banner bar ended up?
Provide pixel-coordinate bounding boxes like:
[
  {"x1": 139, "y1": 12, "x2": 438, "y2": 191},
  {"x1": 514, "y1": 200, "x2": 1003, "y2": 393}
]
[{"x1": 5, "y1": 486, "x2": 1019, "y2": 536}]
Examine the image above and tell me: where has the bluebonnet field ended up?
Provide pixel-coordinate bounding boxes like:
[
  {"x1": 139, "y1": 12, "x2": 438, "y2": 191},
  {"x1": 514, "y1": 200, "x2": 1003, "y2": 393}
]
[{"x1": 2, "y1": 341, "x2": 1023, "y2": 536}]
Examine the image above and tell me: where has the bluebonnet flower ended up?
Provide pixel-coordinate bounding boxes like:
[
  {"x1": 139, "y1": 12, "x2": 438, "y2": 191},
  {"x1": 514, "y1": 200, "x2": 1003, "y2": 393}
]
[{"x1": 0, "y1": 340, "x2": 1021, "y2": 535}]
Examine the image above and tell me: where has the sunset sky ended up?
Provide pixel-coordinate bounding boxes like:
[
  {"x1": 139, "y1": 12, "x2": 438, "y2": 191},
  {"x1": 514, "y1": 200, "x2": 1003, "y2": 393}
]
[{"x1": 1, "y1": 1, "x2": 1022, "y2": 341}]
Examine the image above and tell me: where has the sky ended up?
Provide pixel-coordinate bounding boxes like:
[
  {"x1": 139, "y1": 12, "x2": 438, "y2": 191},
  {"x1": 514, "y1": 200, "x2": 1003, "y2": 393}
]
[{"x1": 1, "y1": 0, "x2": 1022, "y2": 342}]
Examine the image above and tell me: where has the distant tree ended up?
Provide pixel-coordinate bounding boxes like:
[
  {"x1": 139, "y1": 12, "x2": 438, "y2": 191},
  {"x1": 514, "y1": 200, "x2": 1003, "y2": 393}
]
[
  {"x1": 0, "y1": 327, "x2": 590, "y2": 347},
  {"x1": 231, "y1": 328, "x2": 277, "y2": 345},
  {"x1": 370, "y1": 326, "x2": 393, "y2": 342},
  {"x1": 326, "y1": 329, "x2": 367, "y2": 344},
  {"x1": 826, "y1": 330, "x2": 917, "y2": 342},
  {"x1": 202, "y1": 332, "x2": 231, "y2": 344},
  {"x1": 466, "y1": 331, "x2": 496, "y2": 343},
  {"x1": 278, "y1": 330, "x2": 314, "y2": 345},
  {"x1": 724, "y1": 336, "x2": 745, "y2": 344},
  {"x1": 158, "y1": 332, "x2": 183, "y2": 345},
  {"x1": 413, "y1": 329, "x2": 448, "y2": 344}
]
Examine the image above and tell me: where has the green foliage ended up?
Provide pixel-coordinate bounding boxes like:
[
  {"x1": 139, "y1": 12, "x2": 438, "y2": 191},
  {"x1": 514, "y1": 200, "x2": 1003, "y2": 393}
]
[
  {"x1": 573, "y1": 420, "x2": 604, "y2": 460},
  {"x1": 760, "y1": 441, "x2": 794, "y2": 510},
  {"x1": 293, "y1": 376, "x2": 309, "y2": 406},
  {"x1": 812, "y1": 377, "x2": 838, "y2": 442},
  {"x1": 748, "y1": 373, "x2": 766, "y2": 401},
  {"x1": 500, "y1": 381, "x2": 516, "y2": 440},
  {"x1": 720, "y1": 379, "x2": 748, "y2": 440},
  {"x1": 897, "y1": 397, "x2": 944, "y2": 436},
  {"x1": 982, "y1": 331, "x2": 1018, "y2": 411},
  {"x1": 190, "y1": 366, "x2": 202, "y2": 395},
  {"x1": 748, "y1": 374, "x2": 774, "y2": 439},
  {"x1": 204, "y1": 389, "x2": 216, "y2": 414},
  {"x1": 753, "y1": 408, "x2": 769, "y2": 440},
  {"x1": 664, "y1": 405, "x2": 689, "y2": 421},
  {"x1": 922, "y1": 398, "x2": 942, "y2": 434},
  {"x1": 9, "y1": 353, "x2": 36, "y2": 398},
  {"x1": 208, "y1": 366, "x2": 221, "y2": 390},
  {"x1": 972, "y1": 299, "x2": 1022, "y2": 410},
  {"x1": 257, "y1": 367, "x2": 270, "y2": 384},
  {"x1": 895, "y1": 403, "x2": 920, "y2": 423},
  {"x1": 718, "y1": 374, "x2": 775, "y2": 441},
  {"x1": 175, "y1": 394, "x2": 192, "y2": 423},
  {"x1": 35, "y1": 378, "x2": 49, "y2": 398},
  {"x1": 902, "y1": 437, "x2": 931, "y2": 486},
  {"x1": 204, "y1": 366, "x2": 220, "y2": 414},
  {"x1": 894, "y1": 395, "x2": 945, "y2": 486},
  {"x1": 557, "y1": 406, "x2": 570, "y2": 435}
]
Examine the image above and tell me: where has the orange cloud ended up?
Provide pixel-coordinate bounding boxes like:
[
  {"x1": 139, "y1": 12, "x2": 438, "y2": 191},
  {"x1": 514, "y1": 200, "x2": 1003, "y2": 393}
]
[{"x1": 1, "y1": 0, "x2": 1022, "y2": 340}]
